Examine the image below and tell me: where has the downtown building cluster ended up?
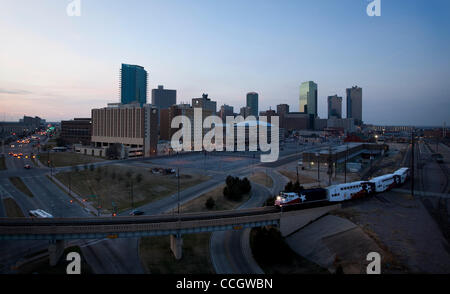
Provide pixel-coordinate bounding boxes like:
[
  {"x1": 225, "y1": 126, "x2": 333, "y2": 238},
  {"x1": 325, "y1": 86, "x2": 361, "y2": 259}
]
[{"x1": 62, "y1": 64, "x2": 364, "y2": 158}]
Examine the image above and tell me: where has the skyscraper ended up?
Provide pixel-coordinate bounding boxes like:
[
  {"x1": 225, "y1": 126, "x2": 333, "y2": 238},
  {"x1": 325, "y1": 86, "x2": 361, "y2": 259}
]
[
  {"x1": 246, "y1": 92, "x2": 259, "y2": 117},
  {"x1": 120, "y1": 64, "x2": 148, "y2": 106},
  {"x1": 346, "y1": 86, "x2": 362, "y2": 125},
  {"x1": 219, "y1": 104, "x2": 234, "y2": 121},
  {"x1": 192, "y1": 93, "x2": 217, "y2": 113},
  {"x1": 299, "y1": 81, "x2": 318, "y2": 117},
  {"x1": 327, "y1": 95, "x2": 342, "y2": 119},
  {"x1": 151, "y1": 85, "x2": 176, "y2": 110}
]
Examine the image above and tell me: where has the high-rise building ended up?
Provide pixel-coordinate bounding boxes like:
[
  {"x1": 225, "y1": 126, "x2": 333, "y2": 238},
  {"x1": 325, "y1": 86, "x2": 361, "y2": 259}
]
[
  {"x1": 299, "y1": 81, "x2": 318, "y2": 117},
  {"x1": 240, "y1": 106, "x2": 252, "y2": 118},
  {"x1": 246, "y1": 92, "x2": 259, "y2": 117},
  {"x1": 276, "y1": 104, "x2": 290, "y2": 129},
  {"x1": 327, "y1": 95, "x2": 342, "y2": 119},
  {"x1": 192, "y1": 93, "x2": 217, "y2": 113},
  {"x1": 346, "y1": 86, "x2": 362, "y2": 125},
  {"x1": 91, "y1": 103, "x2": 158, "y2": 157},
  {"x1": 219, "y1": 104, "x2": 234, "y2": 121},
  {"x1": 259, "y1": 109, "x2": 276, "y2": 124},
  {"x1": 161, "y1": 104, "x2": 213, "y2": 148},
  {"x1": 120, "y1": 63, "x2": 148, "y2": 106},
  {"x1": 151, "y1": 85, "x2": 176, "y2": 110}
]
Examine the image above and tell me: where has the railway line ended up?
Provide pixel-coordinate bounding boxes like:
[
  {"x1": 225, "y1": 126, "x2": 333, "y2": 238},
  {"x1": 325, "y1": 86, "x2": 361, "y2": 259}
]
[{"x1": 424, "y1": 140, "x2": 449, "y2": 195}]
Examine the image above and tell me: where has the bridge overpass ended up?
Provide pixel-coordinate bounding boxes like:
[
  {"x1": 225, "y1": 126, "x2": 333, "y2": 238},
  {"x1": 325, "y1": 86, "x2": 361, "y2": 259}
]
[{"x1": 0, "y1": 204, "x2": 340, "y2": 265}]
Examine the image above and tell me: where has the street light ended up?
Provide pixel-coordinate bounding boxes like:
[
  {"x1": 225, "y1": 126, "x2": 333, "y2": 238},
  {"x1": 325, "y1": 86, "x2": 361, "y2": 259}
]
[{"x1": 315, "y1": 152, "x2": 320, "y2": 187}]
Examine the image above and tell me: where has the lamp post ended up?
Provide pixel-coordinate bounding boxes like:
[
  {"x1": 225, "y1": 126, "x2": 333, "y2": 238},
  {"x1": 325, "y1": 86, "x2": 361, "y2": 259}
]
[
  {"x1": 345, "y1": 144, "x2": 348, "y2": 183},
  {"x1": 315, "y1": 152, "x2": 320, "y2": 187},
  {"x1": 177, "y1": 168, "x2": 181, "y2": 226}
]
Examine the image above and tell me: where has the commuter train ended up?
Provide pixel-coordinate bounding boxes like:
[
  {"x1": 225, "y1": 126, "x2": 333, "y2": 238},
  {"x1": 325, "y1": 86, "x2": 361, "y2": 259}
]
[{"x1": 274, "y1": 167, "x2": 410, "y2": 207}]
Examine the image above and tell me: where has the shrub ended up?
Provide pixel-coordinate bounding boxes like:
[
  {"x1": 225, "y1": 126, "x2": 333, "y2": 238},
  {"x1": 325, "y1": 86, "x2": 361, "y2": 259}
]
[
  {"x1": 205, "y1": 197, "x2": 215, "y2": 210},
  {"x1": 223, "y1": 175, "x2": 252, "y2": 201}
]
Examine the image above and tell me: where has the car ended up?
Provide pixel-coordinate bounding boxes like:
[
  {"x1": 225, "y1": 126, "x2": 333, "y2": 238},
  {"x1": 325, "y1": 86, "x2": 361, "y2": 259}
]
[
  {"x1": 24, "y1": 164, "x2": 31, "y2": 169},
  {"x1": 129, "y1": 210, "x2": 144, "y2": 216},
  {"x1": 8, "y1": 152, "x2": 13, "y2": 155}
]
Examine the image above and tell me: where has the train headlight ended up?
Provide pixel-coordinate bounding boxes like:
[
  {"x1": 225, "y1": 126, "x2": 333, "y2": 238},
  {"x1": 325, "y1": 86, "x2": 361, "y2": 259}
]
[{"x1": 276, "y1": 196, "x2": 281, "y2": 200}]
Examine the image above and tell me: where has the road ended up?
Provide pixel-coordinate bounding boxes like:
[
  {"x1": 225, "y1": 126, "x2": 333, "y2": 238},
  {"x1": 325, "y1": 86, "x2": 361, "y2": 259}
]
[
  {"x1": 210, "y1": 168, "x2": 289, "y2": 274},
  {"x1": 0, "y1": 137, "x2": 308, "y2": 274}
]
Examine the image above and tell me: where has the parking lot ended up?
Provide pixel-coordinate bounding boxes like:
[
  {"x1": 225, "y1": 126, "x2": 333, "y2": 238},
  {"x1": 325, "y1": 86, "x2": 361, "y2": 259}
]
[{"x1": 146, "y1": 152, "x2": 259, "y2": 173}]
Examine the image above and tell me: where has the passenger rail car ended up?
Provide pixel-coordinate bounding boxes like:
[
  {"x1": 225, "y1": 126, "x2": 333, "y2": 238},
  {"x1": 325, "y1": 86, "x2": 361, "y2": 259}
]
[{"x1": 274, "y1": 167, "x2": 409, "y2": 208}]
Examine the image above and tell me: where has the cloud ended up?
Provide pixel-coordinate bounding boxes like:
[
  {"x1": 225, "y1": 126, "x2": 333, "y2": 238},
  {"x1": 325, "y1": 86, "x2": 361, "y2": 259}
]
[{"x1": 0, "y1": 88, "x2": 32, "y2": 95}]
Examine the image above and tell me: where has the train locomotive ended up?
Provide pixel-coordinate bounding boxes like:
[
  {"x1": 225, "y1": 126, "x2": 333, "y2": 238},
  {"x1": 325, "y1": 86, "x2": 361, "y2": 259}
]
[{"x1": 274, "y1": 167, "x2": 410, "y2": 208}]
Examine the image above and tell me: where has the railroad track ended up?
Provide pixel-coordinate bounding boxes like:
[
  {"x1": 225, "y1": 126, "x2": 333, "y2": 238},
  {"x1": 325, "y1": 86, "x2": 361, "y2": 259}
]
[{"x1": 424, "y1": 141, "x2": 449, "y2": 195}]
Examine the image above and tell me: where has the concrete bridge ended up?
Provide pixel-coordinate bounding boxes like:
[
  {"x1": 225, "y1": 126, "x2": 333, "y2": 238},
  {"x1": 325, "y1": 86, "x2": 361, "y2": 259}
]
[{"x1": 0, "y1": 204, "x2": 340, "y2": 265}]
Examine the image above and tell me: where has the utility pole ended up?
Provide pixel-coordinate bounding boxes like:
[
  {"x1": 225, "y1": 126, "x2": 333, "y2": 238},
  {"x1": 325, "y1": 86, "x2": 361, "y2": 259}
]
[
  {"x1": 344, "y1": 144, "x2": 348, "y2": 183},
  {"x1": 296, "y1": 165, "x2": 299, "y2": 184},
  {"x1": 68, "y1": 172, "x2": 71, "y2": 197},
  {"x1": 177, "y1": 168, "x2": 180, "y2": 216},
  {"x1": 131, "y1": 180, "x2": 134, "y2": 210},
  {"x1": 316, "y1": 152, "x2": 320, "y2": 187},
  {"x1": 328, "y1": 146, "x2": 332, "y2": 186},
  {"x1": 411, "y1": 129, "x2": 415, "y2": 198}
]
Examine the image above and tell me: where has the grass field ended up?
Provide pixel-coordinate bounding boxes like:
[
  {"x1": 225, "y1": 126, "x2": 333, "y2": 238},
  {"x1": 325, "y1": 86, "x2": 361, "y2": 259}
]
[
  {"x1": 250, "y1": 226, "x2": 328, "y2": 274},
  {"x1": 38, "y1": 152, "x2": 104, "y2": 167},
  {"x1": 176, "y1": 184, "x2": 250, "y2": 213},
  {"x1": 277, "y1": 169, "x2": 317, "y2": 185},
  {"x1": 2, "y1": 197, "x2": 24, "y2": 217},
  {"x1": 140, "y1": 181, "x2": 251, "y2": 274},
  {"x1": 249, "y1": 171, "x2": 273, "y2": 188},
  {"x1": 0, "y1": 156, "x2": 6, "y2": 170},
  {"x1": 55, "y1": 164, "x2": 210, "y2": 213},
  {"x1": 9, "y1": 177, "x2": 34, "y2": 197}
]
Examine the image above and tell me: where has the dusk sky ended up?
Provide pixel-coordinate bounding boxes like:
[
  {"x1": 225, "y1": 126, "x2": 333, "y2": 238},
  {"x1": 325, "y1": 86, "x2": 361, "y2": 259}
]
[{"x1": 0, "y1": 0, "x2": 449, "y2": 126}]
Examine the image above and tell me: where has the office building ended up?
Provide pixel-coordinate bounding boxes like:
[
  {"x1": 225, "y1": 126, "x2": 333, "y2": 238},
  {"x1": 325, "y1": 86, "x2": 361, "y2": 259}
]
[
  {"x1": 89, "y1": 103, "x2": 158, "y2": 158},
  {"x1": 240, "y1": 106, "x2": 252, "y2": 118},
  {"x1": 219, "y1": 104, "x2": 234, "y2": 121},
  {"x1": 160, "y1": 104, "x2": 213, "y2": 148},
  {"x1": 346, "y1": 86, "x2": 362, "y2": 125},
  {"x1": 259, "y1": 109, "x2": 277, "y2": 124},
  {"x1": 277, "y1": 104, "x2": 290, "y2": 129},
  {"x1": 328, "y1": 95, "x2": 343, "y2": 119},
  {"x1": 246, "y1": 92, "x2": 259, "y2": 117},
  {"x1": 192, "y1": 93, "x2": 217, "y2": 113},
  {"x1": 60, "y1": 118, "x2": 92, "y2": 145},
  {"x1": 120, "y1": 63, "x2": 148, "y2": 106},
  {"x1": 299, "y1": 81, "x2": 318, "y2": 117},
  {"x1": 151, "y1": 85, "x2": 176, "y2": 110}
]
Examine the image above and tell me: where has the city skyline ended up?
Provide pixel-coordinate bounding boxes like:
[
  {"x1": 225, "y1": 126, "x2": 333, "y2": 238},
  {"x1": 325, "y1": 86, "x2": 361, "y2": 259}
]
[{"x1": 1, "y1": 0, "x2": 449, "y2": 126}]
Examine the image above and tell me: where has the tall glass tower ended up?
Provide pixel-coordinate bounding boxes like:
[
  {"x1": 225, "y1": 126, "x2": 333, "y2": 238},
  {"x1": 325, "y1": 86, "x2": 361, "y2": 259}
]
[
  {"x1": 246, "y1": 92, "x2": 259, "y2": 117},
  {"x1": 299, "y1": 81, "x2": 318, "y2": 117},
  {"x1": 346, "y1": 86, "x2": 363, "y2": 125},
  {"x1": 120, "y1": 64, "x2": 147, "y2": 106}
]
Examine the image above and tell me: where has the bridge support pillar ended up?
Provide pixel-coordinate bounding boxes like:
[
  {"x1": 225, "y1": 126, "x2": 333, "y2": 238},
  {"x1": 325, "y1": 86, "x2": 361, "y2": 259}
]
[
  {"x1": 170, "y1": 234, "x2": 183, "y2": 260},
  {"x1": 48, "y1": 240, "x2": 65, "y2": 266}
]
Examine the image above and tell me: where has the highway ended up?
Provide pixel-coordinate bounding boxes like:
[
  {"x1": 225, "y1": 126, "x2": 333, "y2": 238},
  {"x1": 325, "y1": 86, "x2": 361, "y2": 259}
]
[
  {"x1": 210, "y1": 168, "x2": 289, "y2": 274},
  {"x1": 0, "y1": 134, "x2": 93, "y2": 273},
  {"x1": 0, "y1": 137, "x2": 330, "y2": 274}
]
